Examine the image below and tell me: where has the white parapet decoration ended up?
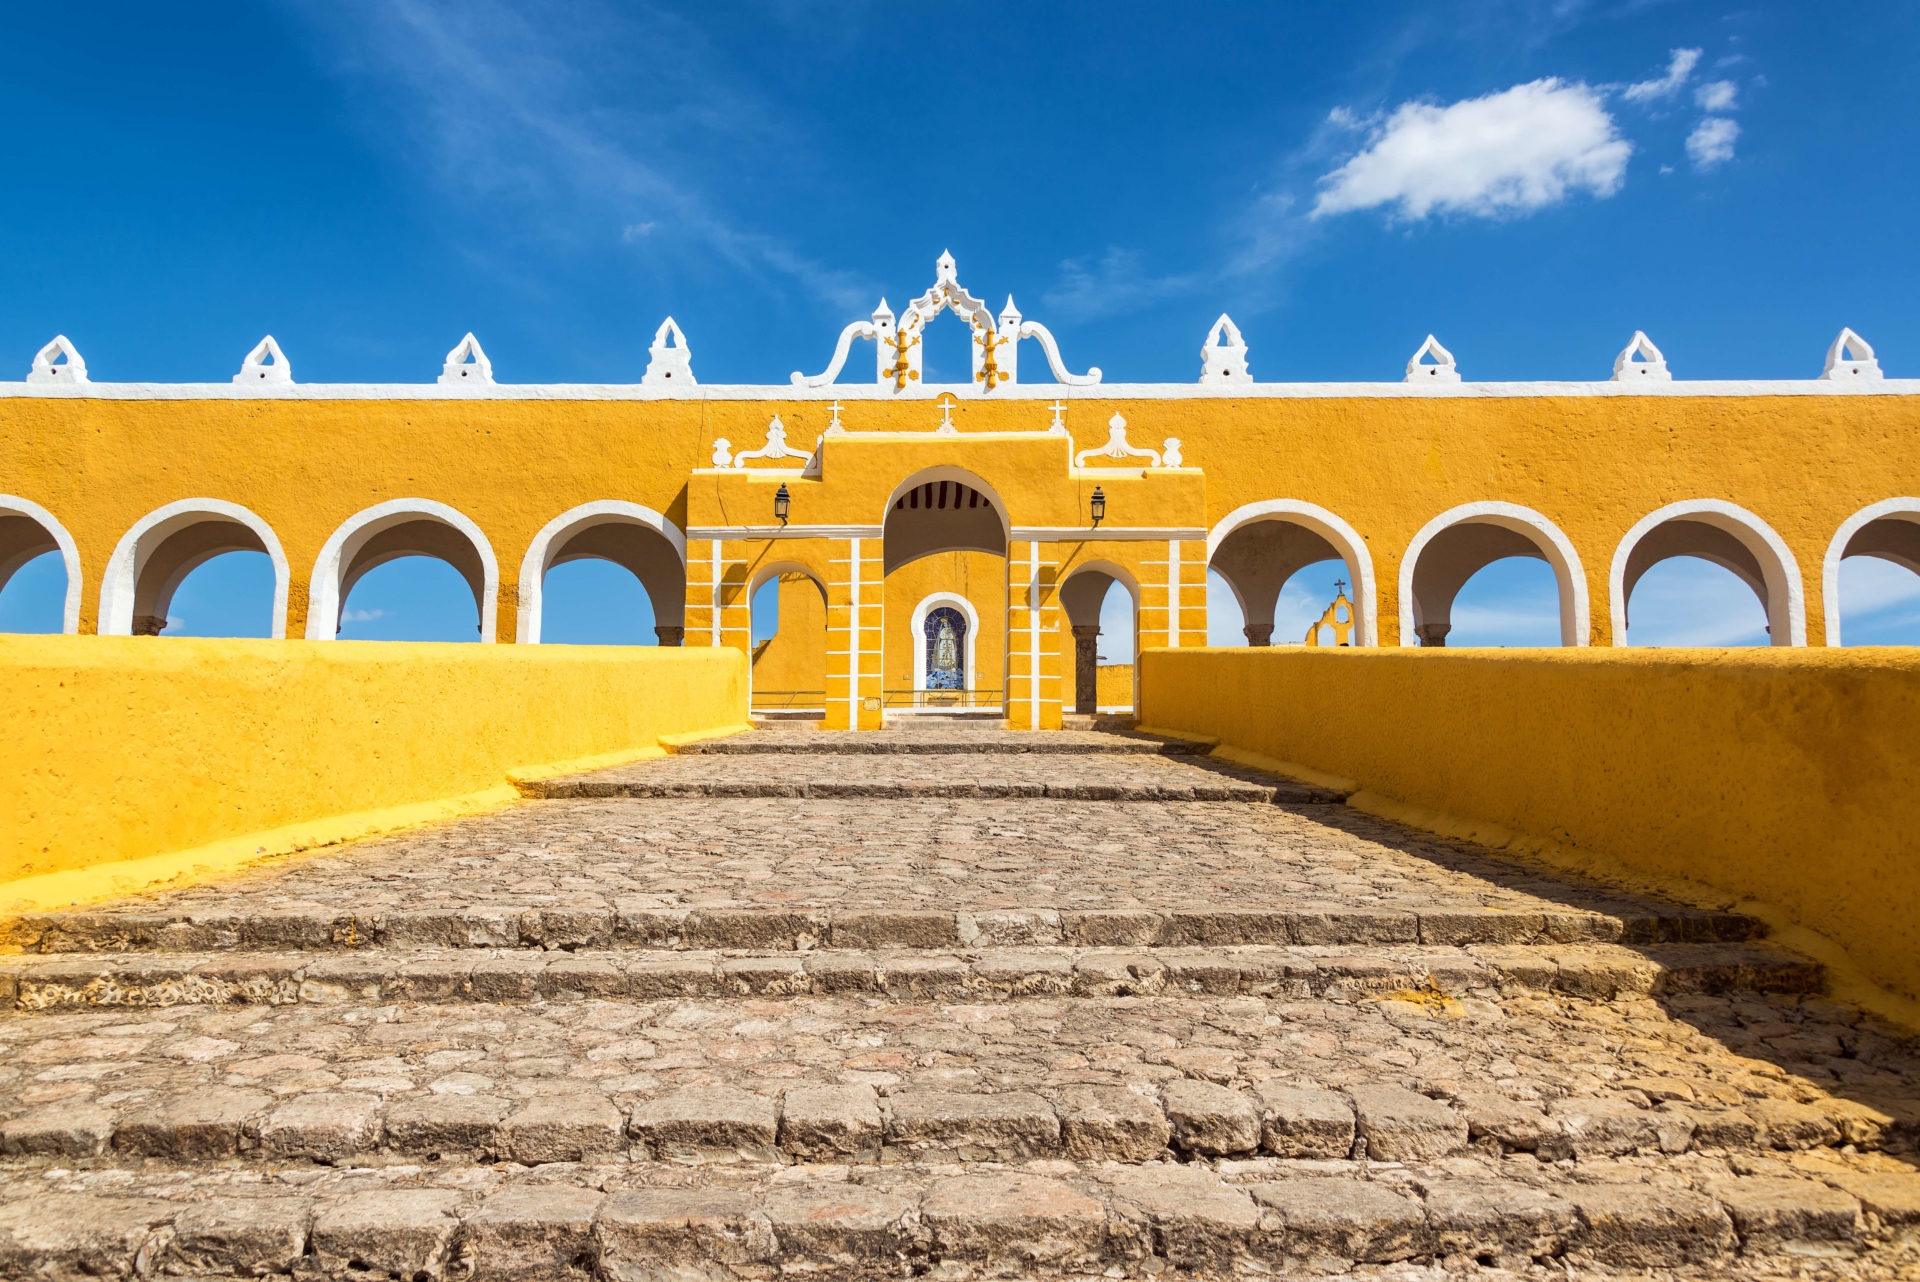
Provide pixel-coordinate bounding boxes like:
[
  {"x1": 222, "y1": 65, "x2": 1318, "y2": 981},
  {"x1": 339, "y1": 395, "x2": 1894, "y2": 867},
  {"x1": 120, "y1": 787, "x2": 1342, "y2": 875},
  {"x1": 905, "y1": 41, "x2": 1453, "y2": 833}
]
[
  {"x1": 1075, "y1": 414, "x2": 1162, "y2": 468},
  {"x1": 1822, "y1": 328, "x2": 1883, "y2": 381},
  {"x1": 643, "y1": 318, "x2": 695, "y2": 387},
  {"x1": 1405, "y1": 335, "x2": 1460, "y2": 384},
  {"x1": 1200, "y1": 315, "x2": 1249, "y2": 383},
  {"x1": 27, "y1": 336, "x2": 87, "y2": 384},
  {"x1": 438, "y1": 333, "x2": 494, "y2": 385},
  {"x1": 731, "y1": 415, "x2": 814, "y2": 468},
  {"x1": 1612, "y1": 331, "x2": 1671, "y2": 382},
  {"x1": 235, "y1": 336, "x2": 292, "y2": 385}
]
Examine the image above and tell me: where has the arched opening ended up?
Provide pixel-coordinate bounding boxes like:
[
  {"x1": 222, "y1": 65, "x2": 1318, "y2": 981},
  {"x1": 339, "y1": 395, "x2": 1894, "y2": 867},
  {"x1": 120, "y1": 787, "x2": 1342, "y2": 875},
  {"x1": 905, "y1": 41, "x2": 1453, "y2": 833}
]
[
  {"x1": 1400, "y1": 504, "x2": 1588, "y2": 647},
  {"x1": 1205, "y1": 500, "x2": 1378, "y2": 646},
  {"x1": 1610, "y1": 501, "x2": 1805, "y2": 647},
  {"x1": 159, "y1": 551, "x2": 279, "y2": 637},
  {"x1": 517, "y1": 503, "x2": 688, "y2": 645},
  {"x1": 1060, "y1": 562, "x2": 1139, "y2": 714},
  {"x1": 748, "y1": 562, "x2": 828, "y2": 718},
  {"x1": 308, "y1": 500, "x2": 498, "y2": 641},
  {"x1": 0, "y1": 496, "x2": 81, "y2": 634},
  {"x1": 1823, "y1": 500, "x2": 1920, "y2": 646},
  {"x1": 882, "y1": 469, "x2": 1009, "y2": 714},
  {"x1": 99, "y1": 500, "x2": 290, "y2": 638}
]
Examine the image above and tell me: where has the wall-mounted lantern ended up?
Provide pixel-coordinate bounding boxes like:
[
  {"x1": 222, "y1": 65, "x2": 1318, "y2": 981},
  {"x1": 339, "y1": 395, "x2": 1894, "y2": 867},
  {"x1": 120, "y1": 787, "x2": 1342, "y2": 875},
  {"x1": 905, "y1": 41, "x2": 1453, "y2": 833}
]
[
  {"x1": 774, "y1": 483, "x2": 791, "y2": 526},
  {"x1": 1089, "y1": 486, "x2": 1106, "y2": 529}
]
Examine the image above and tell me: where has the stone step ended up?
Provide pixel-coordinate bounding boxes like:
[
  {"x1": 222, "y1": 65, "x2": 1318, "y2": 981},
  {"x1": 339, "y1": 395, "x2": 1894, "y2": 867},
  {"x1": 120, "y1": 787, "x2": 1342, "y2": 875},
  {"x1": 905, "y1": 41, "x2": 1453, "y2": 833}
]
[
  {"x1": 679, "y1": 726, "x2": 1200, "y2": 755},
  {"x1": 0, "y1": 901, "x2": 1764, "y2": 954},
  {"x1": 9, "y1": 1159, "x2": 1914, "y2": 1278},
  {"x1": 0, "y1": 941, "x2": 1819, "y2": 1011},
  {"x1": 524, "y1": 777, "x2": 1305, "y2": 801}
]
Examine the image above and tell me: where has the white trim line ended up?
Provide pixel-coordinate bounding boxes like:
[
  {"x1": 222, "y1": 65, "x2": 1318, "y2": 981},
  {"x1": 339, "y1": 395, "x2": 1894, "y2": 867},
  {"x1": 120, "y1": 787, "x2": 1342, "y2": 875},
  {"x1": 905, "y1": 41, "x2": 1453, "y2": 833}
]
[
  {"x1": 1608, "y1": 499, "x2": 1807, "y2": 647},
  {"x1": 1204, "y1": 499, "x2": 1380, "y2": 647},
  {"x1": 1028, "y1": 542, "x2": 1041, "y2": 728},
  {"x1": 307, "y1": 498, "x2": 498, "y2": 641},
  {"x1": 99, "y1": 498, "x2": 290, "y2": 638},
  {"x1": 849, "y1": 537, "x2": 864, "y2": 724},
  {"x1": 1397, "y1": 501, "x2": 1590, "y2": 647},
  {"x1": 880, "y1": 467, "x2": 1011, "y2": 536},
  {"x1": 911, "y1": 591, "x2": 980, "y2": 691},
  {"x1": 1821, "y1": 497, "x2": 1920, "y2": 646},
  {"x1": 516, "y1": 501, "x2": 687, "y2": 644},
  {"x1": 1167, "y1": 541, "x2": 1182, "y2": 647},
  {"x1": 1011, "y1": 526, "x2": 1208, "y2": 541},
  {"x1": 688, "y1": 524, "x2": 883, "y2": 540},
  {"x1": 0, "y1": 494, "x2": 82, "y2": 634}
]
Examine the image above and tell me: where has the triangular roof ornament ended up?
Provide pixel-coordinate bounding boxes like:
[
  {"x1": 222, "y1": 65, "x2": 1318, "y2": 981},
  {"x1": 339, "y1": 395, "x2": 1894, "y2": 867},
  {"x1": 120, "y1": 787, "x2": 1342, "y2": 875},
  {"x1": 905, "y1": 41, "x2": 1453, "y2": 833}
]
[
  {"x1": 438, "y1": 333, "x2": 494, "y2": 385},
  {"x1": 1200, "y1": 314, "x2": 1249, "y2": 383},
  {"x1": 935, "y1": 250, "x2": 957, "y2": 284},
  {"x1": 1611, "y1": 331, "x2": 1671, "y2": 382},
  {"x1": 27, "y1": 335, "x2": 87, "y2": 384},
  {"x1": 644, "y1": 317, "x2": 696, "y2": 387},
  {"x1": 1405, "y1": 335, "x2": 1460, "y2": 384},
  {"x1": 235, "y1": 336, "x2": 292, "y2": 385},
  {"x1": 1821, "y1": 328, "x2": 1882, "y2": 381}
]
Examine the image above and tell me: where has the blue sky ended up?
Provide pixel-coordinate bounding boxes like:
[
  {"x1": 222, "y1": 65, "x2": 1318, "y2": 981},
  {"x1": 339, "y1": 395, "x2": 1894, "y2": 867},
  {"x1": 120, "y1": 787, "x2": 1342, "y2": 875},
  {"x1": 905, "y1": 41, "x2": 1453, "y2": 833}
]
[{"x1": 3, "y1": 0, "x2": 1917, "y2": 650}]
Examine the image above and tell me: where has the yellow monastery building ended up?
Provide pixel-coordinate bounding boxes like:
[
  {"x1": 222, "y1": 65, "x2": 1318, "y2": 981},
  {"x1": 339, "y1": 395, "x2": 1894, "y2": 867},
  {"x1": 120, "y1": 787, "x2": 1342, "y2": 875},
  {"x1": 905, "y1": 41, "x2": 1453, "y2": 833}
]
[{"x1": 2, "y1": 252, "x2": 1916, "y2": 730}]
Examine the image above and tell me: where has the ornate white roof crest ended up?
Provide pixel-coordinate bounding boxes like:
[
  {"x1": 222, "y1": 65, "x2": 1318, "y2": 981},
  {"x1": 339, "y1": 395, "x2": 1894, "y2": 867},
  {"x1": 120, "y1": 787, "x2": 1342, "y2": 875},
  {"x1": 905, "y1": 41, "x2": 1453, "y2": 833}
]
[
  {"x1": 1821, "y1": 328, "x2": 1882, "y2": 381},
  {"x1": 644, "y1": 318, "x2": 695, "y2": 387},
  {"x1": 1406, "y1": 335, "x2": 1460, "y2": 384},
  {"x1": 235, "y1": 336, "x2": 292, "y2": 385},
  {"x1": 1612, "y1": 331, "x2": 1671, "y2": 382},
  {"x1": 439, "y1": 333, "x2": 494, "y2": 385},
  {"x1": 1201, "y1": 315, "x2": 1249, "y2": 383},
  {"x1": 27, "y1": 336, "x2": 87, "y2": 384}
]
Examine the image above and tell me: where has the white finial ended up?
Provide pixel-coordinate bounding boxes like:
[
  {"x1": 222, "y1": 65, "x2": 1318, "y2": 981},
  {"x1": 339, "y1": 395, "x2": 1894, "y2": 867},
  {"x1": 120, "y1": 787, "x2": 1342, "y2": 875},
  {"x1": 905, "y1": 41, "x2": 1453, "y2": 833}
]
[
  {"x1": 1048, "y1": 401, "x2": 1067, "y2": 431},
  {"x1": 439, "y1": 333, "x2": 494, "y2": 385},
  {"x1": 999, "y1": 294, "x2": 1022, "y2": 327},
  {"x1": 235, "y1": 336, "x2": 292, "y2": 385},
  {"x1": 1162, "y1": 438, "x2": 1184, "y2": 467},
  {"x1": 26, "y1": 335, "x2": 87, "y2": 384},
  {"x1": 1405, "y1": 335, "x2": 1460, "y2": 384},
  {"x1": 1611, "y1": 331, "x2": 1671, "y2": 382},
  {"x1": 711, "y1": 438, "x2": 733, "y2": 468},
  {"x1": 644, "y1": 317, "x2": 696, "y2": 387},
  {"x1": 936, "y1": 250, "x2": 957, "y2": 284},
  {"x1": 1821, "y1": 328, "x2": 1882, "y2": 381},
  {"x1": 1200, "y1": 314, "x2": 1249, "y2": 382},
  {"x1": 935, "y1": 394, "x2": 958, "y2": 433}
]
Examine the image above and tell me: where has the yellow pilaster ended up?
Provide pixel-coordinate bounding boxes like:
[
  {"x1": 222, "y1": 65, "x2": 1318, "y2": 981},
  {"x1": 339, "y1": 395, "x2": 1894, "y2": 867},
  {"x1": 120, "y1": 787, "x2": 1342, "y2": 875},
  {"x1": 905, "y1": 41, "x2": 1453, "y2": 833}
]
[
  {"x1": 827, "y1": 536, "x2": 885, "y2": 729},
  {"x1": 1006, "y1": 539, "x2": 1064, "y2": 730}
]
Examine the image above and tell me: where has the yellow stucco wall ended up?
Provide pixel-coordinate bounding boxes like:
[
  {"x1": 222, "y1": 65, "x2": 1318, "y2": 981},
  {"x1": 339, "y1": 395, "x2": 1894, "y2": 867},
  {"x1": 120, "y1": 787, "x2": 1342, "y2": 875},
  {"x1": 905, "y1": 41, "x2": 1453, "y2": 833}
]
[
  {"x1": 882, "y1": 551, "x2": 1008, "y2": 696},
  {"x1": 1138, "y1": 646, "x2": 1920, "y2": 1002},
  {"x1": 1096, "y1": 663, "x2": 1135, "y2": 709},
  {"x1": 750, "y1": 574, "x2": 827, "y2": 705},
  {"x1": 0, "y1": 635, "x2": 747, "y2": 891}
]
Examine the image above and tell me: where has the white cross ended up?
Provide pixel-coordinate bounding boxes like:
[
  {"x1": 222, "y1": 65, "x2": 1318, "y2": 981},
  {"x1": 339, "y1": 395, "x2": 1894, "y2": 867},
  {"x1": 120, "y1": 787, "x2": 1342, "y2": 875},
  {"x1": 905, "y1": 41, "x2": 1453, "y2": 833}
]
[
  {"x1": 937, "y1": 395, "x2": 958, "y2": 428},
  {"x1": 1048, "y1": 401, "x2": 1066, "y2": 430},
  {"x1": 827, "y1": 401, "x2": 843, "y2": 429}
]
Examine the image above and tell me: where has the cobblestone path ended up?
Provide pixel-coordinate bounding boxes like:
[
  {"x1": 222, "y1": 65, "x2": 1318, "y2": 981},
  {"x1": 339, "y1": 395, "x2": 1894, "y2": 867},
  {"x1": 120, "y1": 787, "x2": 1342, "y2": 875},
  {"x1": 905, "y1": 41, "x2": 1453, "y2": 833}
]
[{"x1": 3, "y1": 723, "x2": 1918, "y2": 1280}]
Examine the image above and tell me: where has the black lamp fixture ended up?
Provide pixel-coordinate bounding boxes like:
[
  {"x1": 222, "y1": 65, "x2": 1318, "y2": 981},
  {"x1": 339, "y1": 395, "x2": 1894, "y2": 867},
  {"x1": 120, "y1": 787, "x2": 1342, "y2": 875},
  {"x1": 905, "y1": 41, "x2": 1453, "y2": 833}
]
[
  {"x1": 1089, "y1": 486, "x2": 1106, "y2": 529},
  {"x1": 774, "y1": 483, "x2": 791, "y2": 526}
]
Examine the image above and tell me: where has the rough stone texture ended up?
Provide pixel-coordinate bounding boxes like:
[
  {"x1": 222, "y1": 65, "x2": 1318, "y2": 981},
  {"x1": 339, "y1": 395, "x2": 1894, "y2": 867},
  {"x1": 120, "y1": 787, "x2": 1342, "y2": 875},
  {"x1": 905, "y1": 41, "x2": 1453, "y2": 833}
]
[
  {"x1": 1161, "y1": 1078, "x2": 1261, "y2": 1155},
  {"x1": 383, "y1": 1093, "x2": 510, "y2": 1155},
  {"x1": 885, "y1": 1090, "x2": 1060, "y2": 1157},
  {"x1": 466, "y1": 1185, "x2": 605, "y2": 1282},
  {"x1": 309, "y1": 1188, "x2": 463, "y2": 1280},
  {"x1": 921, "y1": 1173, "x2": 1106, "y2": 1269},
  {"x1": 0, "y1": 1102, "x2": 115, "y2": 1157},
  {"x1": 596, "y1": 1188, "x2": 776, "y2": 1273},
  {"x1": 1252, "y1": 1082, "x2": 1355, "y2": 1158},
  {"x1": 629, "y1": 1084, "x2": 779, "y2": 1158},
  {"x1": 166, "y1": 1196, "x2": 313, "y2": 1279},
  {"x1": 499, "y1": 1092, "x2": 627, "y2": 1164},
  {"x1": 1250, "y1": 1179, "x2": 1433, "y2": 1263},
  {"x1": 110, "y1": 1087, "x2": 269, "y2": 1160},
  {"x1": 778, "y1": 1084, "x2": 882, "y2": 1159},
  {"x1": 1702, "y1": 1176, "x2": 1863, "y2": 1251},
  {"x1": 1056, "y1": 1085, "x2": 1171, "y2": 1161},
  {"x1": 257, "y1": 1090, "x2": 383, "y2": 1161},
  {"x1": 761, "y1": 1185, "x2": 920, "y2": 1270},
  {"x1": 1422, "y1": 1180, "x2": 1577, "y2": 1265},
  {"x1": 0, "y1": 1193, "x2": 173, "y2": 1279},
  {"x1": 1107, "y1": 1165, "x2": 1263, "y2": 1268},
  {"x1": 1546, "y1": 1093, "x2": 1666, "y2": 1157},
  {"x1": 1347, "y1": 1083, "x2": 1467, "y2": 1162},
  {"x1": 1565, "y1": 1184, "x2": 1737, "y2": 1268},
  {"x1": 1455, "y1": 1087, "x2": 1559, "y2": 1153}
]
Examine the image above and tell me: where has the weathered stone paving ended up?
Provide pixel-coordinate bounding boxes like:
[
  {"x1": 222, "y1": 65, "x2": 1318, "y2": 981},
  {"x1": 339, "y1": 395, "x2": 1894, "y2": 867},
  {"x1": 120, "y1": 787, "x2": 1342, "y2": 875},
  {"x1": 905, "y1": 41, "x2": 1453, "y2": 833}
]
[{"x1": 4, "y1": 723, "x2": 1919, "y2": 1278}]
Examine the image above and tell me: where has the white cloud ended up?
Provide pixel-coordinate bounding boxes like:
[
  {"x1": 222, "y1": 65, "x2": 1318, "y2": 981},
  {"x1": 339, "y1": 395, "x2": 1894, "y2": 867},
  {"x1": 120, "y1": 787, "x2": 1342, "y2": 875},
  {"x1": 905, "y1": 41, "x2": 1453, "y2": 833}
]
[
  {"x1": 343, "y1": 608, "x2": 386, "y2": 623},
  {"x1": 1623, "y1": 48, "x2": 1701, "y2": 103},
  {"x1": 1041, "y1": 248, "x2": 1202, "y2": 322},
  {"x1": 1687, "y1": 117, "x2": 1739, "y2": 170},
  {"x1": 1312, "y1": 79, "x2": 1630, "y2": 221},
  {"x1": 1694, "y1": 80, "x2": 1738, "y2": 112}
]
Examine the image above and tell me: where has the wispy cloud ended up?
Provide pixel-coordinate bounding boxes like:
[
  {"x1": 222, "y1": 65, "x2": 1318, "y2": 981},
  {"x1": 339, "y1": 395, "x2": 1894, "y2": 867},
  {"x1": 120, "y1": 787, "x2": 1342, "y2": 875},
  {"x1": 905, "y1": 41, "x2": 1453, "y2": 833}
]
[
  {"x1": 1623, "y1": 47, "x2": 1701, "y2": 103},
  {"x1": 282, "y1": 0, "x2": 870, "y2": 311},
  {"x1": 1687, "y1": 117, "x2": 1740, "y2": 170},
  {"x1": 1312, "y1": 79, "x2": 1630, "y2": 221},
  {"x1": 343, "y1": 607, "x2": 385, "y2": 623},
  {"x1": 1040, "y1": 248, "x2": 1206, "y2": 323},
  {"x1": 1627, "y1": 558, "x2": 1769, "y2": 645},
  {"x1": 1694, "y1": 80, "x2": 1738, "y2": 113}
]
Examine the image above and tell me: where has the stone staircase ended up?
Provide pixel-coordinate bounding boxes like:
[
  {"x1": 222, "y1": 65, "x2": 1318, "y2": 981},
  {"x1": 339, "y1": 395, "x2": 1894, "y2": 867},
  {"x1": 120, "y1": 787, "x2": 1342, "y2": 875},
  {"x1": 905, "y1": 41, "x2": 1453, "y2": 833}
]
[{"x1": 2, "y1": 723, "x2": 1917, "y2": 1279}]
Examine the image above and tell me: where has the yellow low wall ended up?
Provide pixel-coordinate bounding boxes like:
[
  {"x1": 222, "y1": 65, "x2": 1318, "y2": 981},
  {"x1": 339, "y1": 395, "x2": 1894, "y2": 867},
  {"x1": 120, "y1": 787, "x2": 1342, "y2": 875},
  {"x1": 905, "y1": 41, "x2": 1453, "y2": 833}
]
[
  {"x1": 1096, "y1": 664, "x2": 1135, "y2": 710},
  {"x1": 2, "y1": 636, "x2": 747, "y2": 907},
  {"x1": 1139, "y1": 647, "x2": 1920, "y2": 1004}
]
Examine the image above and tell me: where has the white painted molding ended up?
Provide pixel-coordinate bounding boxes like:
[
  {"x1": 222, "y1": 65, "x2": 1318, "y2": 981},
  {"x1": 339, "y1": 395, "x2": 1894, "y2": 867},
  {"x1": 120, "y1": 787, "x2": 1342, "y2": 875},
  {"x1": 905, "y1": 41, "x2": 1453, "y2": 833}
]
[
  {"x1": 1017, "y1": 320, "x2": 1101, "y2": 386},
  {"x1": 1397, "y1": 501, "x2": 1590, "y2": 647},
  {"x1": 1820, "y1": 497, "x2": 1920, "y2": 646},
  {"x1": 307, "y1": 498, "x2": 498, "y2": 641},
  {"x1": 732, "y1": 415, "x2": 813, "y2": 467},
  {"x1": 235, "y1": 336, "x2": 292, "y2": 385},
  {"x1": 1405, "y1": 335, "x2": 1460, "y2": 385},
  {"x1": 439, "y1": 334, "x2": 494, "y2": 386},
  {"x1": 1821, "y1": 328, "x2": 1882, "y2": 381},
  {"x1": 881, "y1": 466, "x2": 1011, "y2": 535},
  {"x1": 0, "y1": 494, "x2": 83, "y2": 633},
  {"x1": 688, "y1": 524, "x2": 884, "y2": 540},
  {"x1": 792, "y1": 319, "x2": 878, "y2": 388},
  {"x1": 1074, "y1": 414, "x2": 1161, "y2": 468},
  {"x1": 27, "y1": 336, "x2": 87, "y2": 385},
  {"x1": 910, "y1": 591, "x2": 980, "y2": 692},
  {"x1": 99, "y1": 498, "x2": 290, "y2": 638},
  {"x1": 643, "y1": 318, "x2": 695, "y2": 388},
  {"x1": 1204, "y1": 499, "x2": 1379, "y2": 646},
  {"x1": 516, "y1": 501, "x2": 687, "y2": 644},
  {"x1": 1608, "y1": 498, "x2": 1806, "y2": 646},
  {"x1": 1612, "y1": 331, "x2": 1671, "y2": 383},
  {"x1": 1200, "y1": 315, "x2": 1250, "y2": 384}
]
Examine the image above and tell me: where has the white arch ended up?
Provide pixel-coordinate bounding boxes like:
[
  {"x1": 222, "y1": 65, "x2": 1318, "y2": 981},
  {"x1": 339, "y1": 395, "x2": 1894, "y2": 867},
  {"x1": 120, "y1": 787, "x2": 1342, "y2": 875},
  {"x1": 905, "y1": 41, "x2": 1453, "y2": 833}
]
[
  {"x1": 99, "y1": 499, "x2": 290, "y2": 638},
  {"x1": 516, "y1": 501, "x2": 688, "y2": 644},
  {"x1": 1822, "y1": 497, "x2": 1920, "y2": 646},
  {"x1": 1398, "y1": 502, "x2": 1590, "y2": 647},
  {"x1": 307, "y1": 498, "x2": 499, "y2": 641},
  {"x1": 1609, "y1": 499, "x2": 1806, "y2": 647},
  {"x1": 744, "y1": 560, "x2": 829, "y2": 704},
  {"x1": 0, "y1": 495, "x2": 83, "y2": 634},
  {"x1": 910, "y1": 592, "x2": 981, "y2": 692},
  {"x1": 1204, "y1": 499, "x2": 1379, "y2": 646},
  {"x1": 881, "y1": 466, "x2": 1011, "y2": 536}
]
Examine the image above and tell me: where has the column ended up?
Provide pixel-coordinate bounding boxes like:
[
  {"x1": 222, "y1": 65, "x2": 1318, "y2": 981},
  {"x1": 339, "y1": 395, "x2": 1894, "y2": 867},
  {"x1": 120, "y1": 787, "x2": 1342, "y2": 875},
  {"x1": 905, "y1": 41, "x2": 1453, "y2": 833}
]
[
  {"x1": 1005, "y1": 539, "x2": 1063, "y2": 730},
  {"x1": 827, "y1": 536, "x2": 884, "y2": 730},
  {"x1": 1072, "y1": 624, "x2": 1100, "y2": 713}
]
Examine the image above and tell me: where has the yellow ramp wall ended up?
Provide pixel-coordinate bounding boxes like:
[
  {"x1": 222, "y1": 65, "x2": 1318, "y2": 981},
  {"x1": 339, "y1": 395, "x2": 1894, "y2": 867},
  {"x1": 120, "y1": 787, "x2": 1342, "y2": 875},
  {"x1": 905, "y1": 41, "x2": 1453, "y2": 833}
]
[
  {"x1": 2, "y1": 636, "x2": 747, "y2": 889},
  {"x1": 1138, "y1": 647, "x2": 1920, "y2": 1002}
]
